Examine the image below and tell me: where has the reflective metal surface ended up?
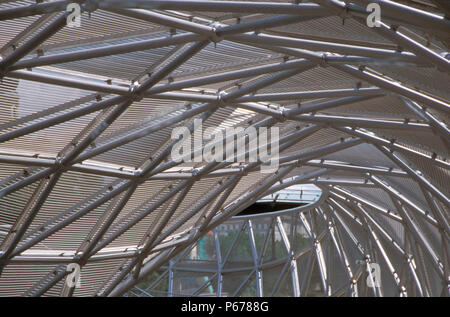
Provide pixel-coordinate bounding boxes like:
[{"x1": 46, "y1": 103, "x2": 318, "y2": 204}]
[{"x1": 0, "y1": 0, "x2": 448, "y2": 296}]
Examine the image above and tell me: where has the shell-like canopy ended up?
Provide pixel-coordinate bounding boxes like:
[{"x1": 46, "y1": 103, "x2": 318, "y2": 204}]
[{"x1": 0, "y1": 0, "x2": 448, "y2": 297}]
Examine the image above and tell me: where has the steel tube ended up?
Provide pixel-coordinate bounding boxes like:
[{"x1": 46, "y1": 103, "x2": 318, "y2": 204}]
[
  {"x1": 98, "y1": 1, "x2": 330, "y2": 15},
  {"x1": 336, "y1": 126, "x2": 450, "y2": 170},
  {"x1": 0, "y1": 1, "x2": 67, "y2": 21},
  {"x1": 0, "y1": 95, "x2": 127, "y2": 143},
  {"x1": 0, "y1": 13, "x2": 67, "y2": 71},
  {"x1": 227, "y1": 33, "x2": 419, "y2": 61},
  {"x1": 9, "y1": 33, "x2": 205, "y2": 70},
  {"x1": 303, "y1": 160, "x2": 408, "y2": 177},
  {"x1": 374, "y1": 22, "x2": 450, "y2": 73}
]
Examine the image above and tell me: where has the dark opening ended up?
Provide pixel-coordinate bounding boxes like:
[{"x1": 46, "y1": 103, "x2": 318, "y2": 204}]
[{"x1": 236, "y1": 201, "x2": 306, "y2": 216}]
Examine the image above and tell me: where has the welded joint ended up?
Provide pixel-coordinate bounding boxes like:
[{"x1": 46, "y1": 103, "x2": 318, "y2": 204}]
[
  {"x1": 53, "y1": 156, "x2": 71, "y2": 172},
  {"x1": 217, "y1": 90, "x2": 228, "y2": 106},
  {"x1": 320, "y1": 53, "x2": 330, "y2": 68},
  {"x1": 237, "y1": 164, "x2": 249, "y2": 177},
  {"x1": 190, "y1": 168, "x2": 203, "y2": 182},
  {"x1": 210, "y1": 22, "x2": 225, "y2": 44}
]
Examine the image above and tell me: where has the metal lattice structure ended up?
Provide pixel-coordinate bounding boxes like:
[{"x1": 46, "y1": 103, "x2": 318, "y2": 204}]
[
  {"x1": 0, "y1": 0, "x2": 448, "y2": 297},
  {"x1": 128, "y1": 185, "x2": 328, "y2": 297}
]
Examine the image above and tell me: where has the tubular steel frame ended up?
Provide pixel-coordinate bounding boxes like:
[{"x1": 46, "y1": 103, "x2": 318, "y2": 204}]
[{"x1": 0, "y1": 0, "x2": 448, "y2": 297}]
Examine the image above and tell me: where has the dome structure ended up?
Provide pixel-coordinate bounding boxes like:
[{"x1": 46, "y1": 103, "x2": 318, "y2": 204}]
[
  {"x1": 0, "y1": 0, "x2": 448, "y2": 297},
  {"x1": 129, "y1": 185, "x2": 328, "y2": 297}
]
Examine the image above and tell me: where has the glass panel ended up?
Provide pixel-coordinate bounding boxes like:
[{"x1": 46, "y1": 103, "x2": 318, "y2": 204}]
[
  {"x1": 249, "y1": 216, "x2": 272, "y2": 257},
  {"x1": 136, "y1": 270, "x2": 168, "y2": 297},
  {"x1": 221, "y1": 272, "x2": 252, "y2": 297}
]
